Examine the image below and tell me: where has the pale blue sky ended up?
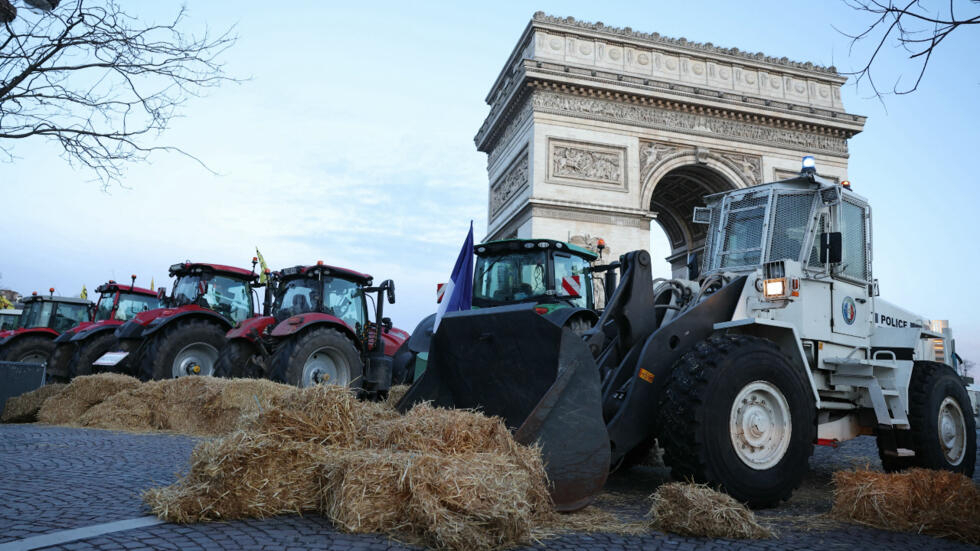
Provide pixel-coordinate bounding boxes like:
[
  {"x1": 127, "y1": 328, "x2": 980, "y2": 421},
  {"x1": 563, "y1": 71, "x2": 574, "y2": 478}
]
[{"x1": 2, "y1": 1, "x2": 978, "y2": 365}]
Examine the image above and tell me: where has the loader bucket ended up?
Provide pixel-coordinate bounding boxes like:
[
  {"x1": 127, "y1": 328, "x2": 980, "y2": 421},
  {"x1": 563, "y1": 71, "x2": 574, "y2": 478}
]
[
  {"x1": 397, "y1": 303, "x2": 610, "y2": 511},
  {"x1": 0, "y1": 361, "x2": 46, "y2": 411}
]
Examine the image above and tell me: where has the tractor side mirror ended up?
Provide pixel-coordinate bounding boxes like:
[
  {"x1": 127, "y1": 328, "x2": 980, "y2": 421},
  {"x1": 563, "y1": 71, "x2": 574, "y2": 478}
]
[
  {"x1": 156, "y1": 287, "x2": 167, "y2": 300},
  {"x1": 383, "y1": 279, "x2": 395, "y2": 304},
  {"x1": 820, "y1": 232, "x2": 842, "y2": 264},
  {"x1": 382, "y1": 316, "x2": 393, "y2": 332}
]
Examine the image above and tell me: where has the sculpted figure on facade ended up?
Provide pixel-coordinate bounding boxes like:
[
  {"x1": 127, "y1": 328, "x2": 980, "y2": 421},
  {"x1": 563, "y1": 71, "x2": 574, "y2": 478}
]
[
  {"x1": 553, "y1": 145, "x2": 622, "y2": 184},
  {"x1": 490, "y1": 152, "x2": 529, "y2": 216}
]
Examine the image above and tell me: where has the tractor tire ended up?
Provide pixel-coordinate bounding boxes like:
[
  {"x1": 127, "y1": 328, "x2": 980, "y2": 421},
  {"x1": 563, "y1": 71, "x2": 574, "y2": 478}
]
[
  {"x1": 0, "y1": 336, "x2": 55, "y2": 365},
  {"x1": 214, "y1": 340, "x2": 266, "y2": 379},
  {"x1": 659, "y1": 335, "x2": 815, "y2": 508},
  {"x1": 140, "y1": 320, "x2": 227, "y2": 381},
  {"x1": 885, "y1": 361, "x2": 976, "y2": 476},
  {"x1": 46, "y1": 342, "x2": 75, "y2": 382},
  {"x1": 271, "y1": 327, "x2": 363, "y2": 389},
  {"x1": 69, "y1": 333, "x2": 119, "y2": 379}
]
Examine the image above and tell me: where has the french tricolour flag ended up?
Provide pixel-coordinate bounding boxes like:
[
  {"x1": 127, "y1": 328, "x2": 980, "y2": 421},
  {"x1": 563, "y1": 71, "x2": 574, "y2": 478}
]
[{"x1": 434, "y1": 222, "x2": 474, "y2": 332}]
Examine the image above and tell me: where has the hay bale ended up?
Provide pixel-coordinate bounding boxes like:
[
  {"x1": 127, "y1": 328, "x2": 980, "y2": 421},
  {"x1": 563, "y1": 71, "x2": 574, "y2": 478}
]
[
  {"x1": 320, "y1": 448, "x2": 548, "y2": 551},
  {"x1": 648, "y1": 482, "x2": 775, "y2": 539},
  {"x1": 78, "y1": 377, "x2": 293, "y2": 435},
  {"x1": 1, "y1": 383, "x2": 67, "y2": 423},
  {"x1": 37, "y1": 373, "x2": 140, "y2": 425},
  {"x1": 384, "y1": 384, "x2": 410, "y2": 408},
  {"x1": 832, "y1": 468, "x2": 980, "y2": 545}
]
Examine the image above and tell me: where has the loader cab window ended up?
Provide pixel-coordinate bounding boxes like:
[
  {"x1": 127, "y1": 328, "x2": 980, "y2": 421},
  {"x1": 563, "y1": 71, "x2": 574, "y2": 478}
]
[
  {"x1": 114, "y1": 293, "x2": 161, "y2": 321},
  {"x1": 94, "y1": 292, "x2": 116, "y2": 322},
  {"x1": 718, "y1": 195, "x2": 767, "y2": 268},
  {"x1": 473, "y1": 250, "x2": 548, "y2": 306},
  {"x1": 52, "y1": 302, "x2": 90, "y2": 332},
  {"x1": 275, "y1": 278, "x2": 319, "y2": 319},
  {"x1": 768, "y1": 192, "x2": 815, "y2": 263},
  {"x1": 839, "y1": 200, "x2": 870, "y2": 282},
  {"x1": 202, "y1": 275, "x2": 253, "y2": 324},
  {"x1": 322, "y1": 277, "x2": 366, "y2": 330},
  {"x1": 553, "y1": 253, "x2": 592, "y2": 309}
]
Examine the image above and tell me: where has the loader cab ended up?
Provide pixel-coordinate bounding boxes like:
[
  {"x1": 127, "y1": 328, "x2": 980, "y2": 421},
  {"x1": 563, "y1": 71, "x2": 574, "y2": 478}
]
[
  {"x1": 166, "y1": 262, "x2": 257, "y2": 325},
  {"x1": 272, "y1": 264, "x2": 370, "y2": 332},
  {"x1": 472, "y1": 239, "x2": 597, "y2": 311}
]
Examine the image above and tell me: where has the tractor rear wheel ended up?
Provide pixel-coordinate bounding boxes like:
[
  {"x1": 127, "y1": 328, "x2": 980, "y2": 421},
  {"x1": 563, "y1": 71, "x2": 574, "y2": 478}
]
[
  {"x1": 0, "y1": 336, "x2": 55, "y2": 365},
  {"x1": 69, "y1": 333, "x2": 119, "y2": 379},
  {"x1": 889, "y1": 361, "x2": 976, "y2": 475},
  {"x1": 659, "y1": 335, "x2": 815, "y2": 508},
  {"x1": 214, "y1": 340, "x2": 266, "y2": 379},
  {"x1": 141, "y1": 320, "x2": 227, "y2": 381},
  {"x1": 272, "y1": 327, "x2": 363, "y2": 389},
  {"x1": 46, "y1": 342, "x2": 74, "y2": 382}
]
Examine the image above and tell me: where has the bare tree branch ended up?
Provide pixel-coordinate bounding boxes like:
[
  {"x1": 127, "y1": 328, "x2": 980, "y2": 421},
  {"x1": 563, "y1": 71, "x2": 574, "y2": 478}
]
[
  {"x1": 839, "y1": 0, "x2": 979, "y2": 99},
  {"x1": 0, "y1": 0, "x2": 238, "y2": 189}
]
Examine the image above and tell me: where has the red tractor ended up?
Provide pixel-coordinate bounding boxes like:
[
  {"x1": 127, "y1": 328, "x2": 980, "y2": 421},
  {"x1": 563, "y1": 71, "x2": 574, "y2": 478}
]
[
  {"x1": 46, "y1": 276, "x2": 161, "y2": 382},
  {"x1": 215, "y1": 262, "x2": 408, "y2": 397},
  {"x1": 0, "y1": 290, "x2": 92, "y2": 364},
  {"x1": 96, "y1": 261, "x2": 261, "y2": 381}
]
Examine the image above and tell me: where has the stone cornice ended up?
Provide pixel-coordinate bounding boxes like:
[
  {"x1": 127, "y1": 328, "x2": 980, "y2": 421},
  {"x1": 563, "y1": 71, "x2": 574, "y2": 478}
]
[{"x1": 531, "y1": 12, "x2": 839, "y2": 76}]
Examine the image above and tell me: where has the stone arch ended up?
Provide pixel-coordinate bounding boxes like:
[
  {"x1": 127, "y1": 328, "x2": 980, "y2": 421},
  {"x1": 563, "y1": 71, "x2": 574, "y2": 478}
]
[{"x1": 641, "y1": 153, "x2": 744, "y2": 276}]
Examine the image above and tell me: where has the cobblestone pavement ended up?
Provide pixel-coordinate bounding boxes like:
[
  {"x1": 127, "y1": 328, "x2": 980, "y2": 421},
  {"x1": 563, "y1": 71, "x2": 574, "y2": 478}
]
[{"x1": 0, "y1": 424, "x2": 977, "y2": 550}]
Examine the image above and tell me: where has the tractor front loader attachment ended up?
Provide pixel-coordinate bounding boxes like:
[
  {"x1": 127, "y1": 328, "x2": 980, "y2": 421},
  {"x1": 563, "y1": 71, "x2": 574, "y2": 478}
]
[{"x1": 397, "y1": 303, "x2": 609, "y2": 512}]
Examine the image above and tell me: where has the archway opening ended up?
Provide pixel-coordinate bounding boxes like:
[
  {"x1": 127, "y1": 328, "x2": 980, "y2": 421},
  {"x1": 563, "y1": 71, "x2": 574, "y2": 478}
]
[{"x1": 649, "y1": 165, "x2": 735, "y2": 278}]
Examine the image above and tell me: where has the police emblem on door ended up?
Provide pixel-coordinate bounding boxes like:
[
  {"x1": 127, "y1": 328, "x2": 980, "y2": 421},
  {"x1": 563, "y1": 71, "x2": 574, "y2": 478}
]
[{"x1": 842, "y1": 296, "x2": 857, "y2": 325}]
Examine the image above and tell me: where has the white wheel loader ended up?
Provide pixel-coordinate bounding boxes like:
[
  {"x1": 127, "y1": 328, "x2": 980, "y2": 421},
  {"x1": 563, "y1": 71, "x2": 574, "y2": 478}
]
[{"x1": 399, "y1": 156, "x2": 977, "y2": 511}]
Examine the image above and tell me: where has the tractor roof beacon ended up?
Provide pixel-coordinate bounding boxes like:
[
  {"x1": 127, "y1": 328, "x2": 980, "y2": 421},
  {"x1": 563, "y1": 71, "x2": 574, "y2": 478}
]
[
  {"x1": 96, "y1": 261, "x2": 261, "y2": 381},
  {"x1": 398, "y1": 156, "x2": 976, "y2": 511},
  {"x1": 215, "y1": 262, "x2": 408, "y2": 398},
  {"x1": 47, "y1": 276, "x2": 162, "y2": 382},
  {"x1": 0, "y1": 291, "x2": 93, "y2": 365}
]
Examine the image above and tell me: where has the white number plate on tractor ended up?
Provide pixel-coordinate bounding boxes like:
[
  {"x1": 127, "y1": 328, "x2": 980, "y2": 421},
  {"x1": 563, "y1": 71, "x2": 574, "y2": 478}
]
[{"x1": 93, "y1": 351, "x2": 128, "y2": 367}]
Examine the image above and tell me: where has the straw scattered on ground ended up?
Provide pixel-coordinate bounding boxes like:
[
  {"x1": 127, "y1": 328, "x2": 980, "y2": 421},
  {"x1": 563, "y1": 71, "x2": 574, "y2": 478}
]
[
  {"x1": 1, "y1": 383, "x2": 67, "y2": 423},
  {"x1": 831, "y1": 467, "x2": 980, "y2": 545},
  {"x1": 142, "y1": 384, "x2": 553, "y2": 551},
  {"x1": 536, "y1": 503, "x2": 646, "y2": 537},
  {"x1": 37, "y1": 373, "x2": 139, "y2": 425},
  {"x1": 648, "y1": 482, "x2": 775, "y2": 539}
]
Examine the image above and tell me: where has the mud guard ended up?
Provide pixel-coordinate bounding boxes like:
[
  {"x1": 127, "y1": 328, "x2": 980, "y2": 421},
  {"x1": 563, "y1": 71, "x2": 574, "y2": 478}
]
[{"x1": 397, "y1": 303, "x2": 608, "y2": 511}]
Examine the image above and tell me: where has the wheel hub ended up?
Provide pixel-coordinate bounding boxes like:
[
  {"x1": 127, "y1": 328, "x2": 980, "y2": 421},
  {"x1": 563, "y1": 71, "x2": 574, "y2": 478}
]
[
  {"x1": 730, "y1": 381, "x2": 792, "y2": 470},
  {"x1": 937, "y1": 397, "x2": 966, "y2": 465},
  {"x1": 302, "y1": 347, "x2": 350, "y2": 388},
  {"x1": 172, "y1": 343, "x2": 219, "y2": 378}
]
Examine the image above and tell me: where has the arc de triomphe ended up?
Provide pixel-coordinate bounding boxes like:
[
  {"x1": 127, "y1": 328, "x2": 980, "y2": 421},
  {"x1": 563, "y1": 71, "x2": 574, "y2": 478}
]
[{"x1": 476, "y1": 13, "x2": 866, "y2": 276}]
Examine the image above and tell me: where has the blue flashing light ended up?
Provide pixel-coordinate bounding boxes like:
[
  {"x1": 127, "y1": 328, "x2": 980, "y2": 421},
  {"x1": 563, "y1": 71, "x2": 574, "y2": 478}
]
[{"x1": 801, "y1": 155, "x2": 816, "y2": 173}]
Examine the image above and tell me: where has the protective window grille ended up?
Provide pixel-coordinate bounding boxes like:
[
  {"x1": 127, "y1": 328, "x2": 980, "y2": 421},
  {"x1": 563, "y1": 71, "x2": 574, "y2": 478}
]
[
  {"x1": 702, "y1": 205, "x2": 722, "y2": 274},
  {"x1": 807, "y1": 214, "x2": 826, "y2": 269},
  {"x1": 840, "y1": 200, "x2": 869, "y2": 281},
  {"x1": 717, "y1": 193, "x2": 769, "y2": 270},
  {"x1": 768, "y1": 192, "x2": 816, "y2": 263}
]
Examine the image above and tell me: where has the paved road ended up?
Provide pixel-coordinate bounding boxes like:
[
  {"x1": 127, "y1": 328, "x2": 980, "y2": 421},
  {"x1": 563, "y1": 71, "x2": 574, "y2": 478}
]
[{"x1": 0, "y1": 424, "x2": 976, "y2": 550}]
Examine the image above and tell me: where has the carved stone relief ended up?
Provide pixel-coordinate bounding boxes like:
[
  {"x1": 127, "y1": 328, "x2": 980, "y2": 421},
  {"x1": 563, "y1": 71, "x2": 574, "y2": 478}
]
[
  {"x1": 548, "y1": 139, "x2": 626, "y2": 187},
  {"x1": 639, "y1": 140, "x2": 763, "y2": 187},
  {"x1": 490, "y1": 151, "x2": 529, "y2": 216}
]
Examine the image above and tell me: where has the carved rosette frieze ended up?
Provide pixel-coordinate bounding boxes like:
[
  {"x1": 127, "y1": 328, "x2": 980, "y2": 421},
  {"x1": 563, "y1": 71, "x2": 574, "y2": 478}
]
[
  {"x1": 551, "y1": 143, "x2": 622, "y2": 184},
  {"x1": 533, "y1": 91, "x2": 848, "y2": 156},
  {"x1": 489, "y1": 150, "x2": 529, "y2": 218}
]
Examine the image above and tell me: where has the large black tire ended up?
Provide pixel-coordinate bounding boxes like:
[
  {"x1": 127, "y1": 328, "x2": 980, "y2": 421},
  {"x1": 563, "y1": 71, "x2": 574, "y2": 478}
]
[
  {"x1": 46, "y1": 342, "x2": 75, "y2": 382},
  {"x1": 214, "y1": 340, "x2": 266, "y2": 379},
  {"x1": 880, "y1": 361, "x2": 976, "y2": 476},
  {"x1": 140, "y1": 320, "x2": 227, "y2": 381},
  {"x1": 271, "y1": 327, "x2": 363, "y2": 389},
  {"x1": 659, "y1": 335, "x2": 816, "y2": 508},
  {"x1": 0, "y1": 336, "x2": 56, "y2": 365},
  {"x1": 69, "y1": 332, "x2": 120, "y2": 379}
]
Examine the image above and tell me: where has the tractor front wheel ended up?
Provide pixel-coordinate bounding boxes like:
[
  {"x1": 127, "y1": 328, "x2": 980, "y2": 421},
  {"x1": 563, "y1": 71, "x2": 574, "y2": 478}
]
[
  {"x1": 141, "y1": 320, "x2": 226, "y2": 381},
  {"x1": 70, "y1": 333, "x2": 120, "y2": 379},
  {"x1": 272, "y1": 328, "x2": 363, "y2": 389},
  {"x1": 0, "y1": 336, "x2": 55, "y2": 365},
  {"x1": 659, "y1": 335, "x2": 815, "y2": 508},
  {"x1": 214, "y1": 340, "x2": 266, "y2": 379}
]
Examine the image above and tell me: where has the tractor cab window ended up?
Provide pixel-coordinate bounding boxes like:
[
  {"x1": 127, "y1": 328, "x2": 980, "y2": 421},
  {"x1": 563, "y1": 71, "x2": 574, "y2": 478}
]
[
  {"x1": 473, "y1": 250, "x2": 548, "y2": 306},
  {"x1": 172, "y1": 275, "x2": 204, "y2": 307},
  {"x1": 94, "y1": 292, "x2": 116, "y2": 322},
  {"x1": 553, "y1": 254, "x2": 591, "y2": 309},
  {"x1": 0, "y1": 313, "x2": 17, "y2": 330},
  {"x1": 201, "y1": 275, "x2": 253, "y2": 324},
  {"x1": 274, "y1": 278, "x2": 319, "y2": 319},
  {"x1": 322, "y1": 277, "x2": 366, "y2": 330},
  {"x1": 18, "y1": 301, "x2": 52, "y2": 329},
  {"x1": 115, "y1": 294, "x2": 161, "y2": 321},
  {"x1": 52, "y1": 303, "x2": 89, "y2": 332}
]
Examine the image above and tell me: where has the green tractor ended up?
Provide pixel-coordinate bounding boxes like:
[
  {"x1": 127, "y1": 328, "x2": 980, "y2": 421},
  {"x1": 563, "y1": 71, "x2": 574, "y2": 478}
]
[{"x1": 392, "y1": 238, "x2": 614, "y2": 384}]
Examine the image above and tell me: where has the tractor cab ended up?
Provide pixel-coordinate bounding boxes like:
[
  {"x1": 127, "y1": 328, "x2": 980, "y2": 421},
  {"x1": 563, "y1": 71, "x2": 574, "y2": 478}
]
[
  {"x1": 270, "y1": 263, "x2": 371, "y2": 331},
  {"x1": 12, "y1": 292, "x2": 91, "y2": 334},
  {"x1": 163, "y1": 262, "x2": 257, "y2": 324},
  {"x1": 0, "y1": 310, "x2": 21, "y2": 331},
  {"x1": 92, "y1": 279, "x2": 161, "y2": 323},
  {"x1": 472, "y1": 239, "x2": 597, "y2": 313}
]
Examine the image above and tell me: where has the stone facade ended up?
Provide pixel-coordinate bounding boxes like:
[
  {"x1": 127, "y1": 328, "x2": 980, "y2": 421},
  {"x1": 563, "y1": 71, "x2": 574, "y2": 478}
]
[{"x1": 476, "y1": 13, "x2": 866, "y2": 275}]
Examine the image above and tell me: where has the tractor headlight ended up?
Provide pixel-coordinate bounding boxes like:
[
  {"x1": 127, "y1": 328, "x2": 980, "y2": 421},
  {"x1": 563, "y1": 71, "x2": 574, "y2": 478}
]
[{"x1": 763, "y1": 278, "x2": 786, "y2": 299}]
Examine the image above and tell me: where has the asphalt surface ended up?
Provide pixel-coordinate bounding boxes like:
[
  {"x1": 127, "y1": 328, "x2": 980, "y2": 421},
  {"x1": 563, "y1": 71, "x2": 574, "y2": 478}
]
[{"x1": 0, "y1": 424, "x2": 977, "y2": 550}]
